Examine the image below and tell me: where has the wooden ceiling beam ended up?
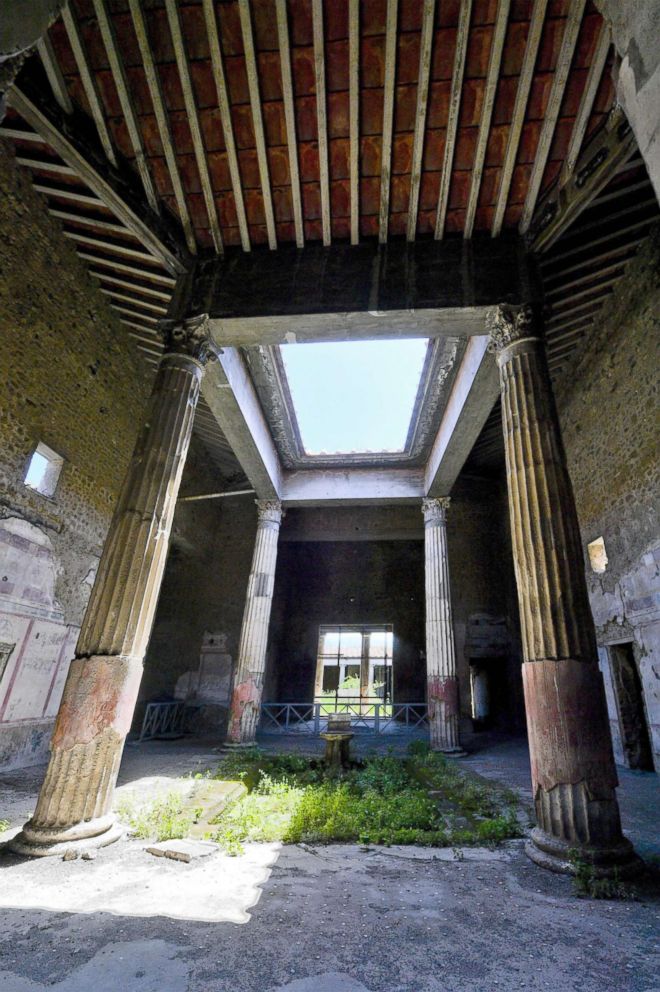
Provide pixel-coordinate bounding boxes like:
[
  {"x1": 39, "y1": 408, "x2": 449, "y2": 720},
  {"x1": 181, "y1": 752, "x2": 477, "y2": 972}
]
[
  {"x1": 77, "y1": 251, "x2": 175, "y2": 284},
  {"x1": 91, "y1": 0, "x2": 158, "y2": 212},
  {"x1": 312, "y1": 0, "x2": 331, "y2": 246},
  {"x1": 543, "y1": 239, "x2": 643, "y2": 282},
  {"x1": 239, "y1": 0, "x2": 277, "y2": 250},
  {"x1": 407, "y1": 0, "x2": 435, "y2": 242},
  {"x1": 36, "y1": 33, "x2": 73, "y2": 115},
  {"x1": 110, "y1": 303, "x2": 159, "y2": 325},
  {"x1": 204, "y1": 0, "x2": 250, "y2": 253},
  {"x1": 8, "y1": 83, "x2": 188, "y2": 272},
  {"x1": 492, "y1": 0, "x2": 547, "y2": 237},
  {"x1": 15, "y1": 156, "x2": 76, "y2": 176},
  {"x1": 165, "y1": 0, "x2": 223, "y2": 254},
  {"x1": 563, "y1": 23, "x2": 610, "y2": 180},
  {"x1": 49, "y1": 206, "x2": 136, "y2": 237},
  {"x1": 61, "y1": 2, "x2": 117, "y2": 168},
  {"x1": 349, "y1": 0, "x2": 360, "y2": 245},
  {"x1": 378, "y1": 0, "x2": 399, "y2": 244},
  {"x1": 465, "y1": 0, "x2": 510, "y2": 238},
  {"x1": 435, "y1": 0, "x2": 472, "y2": 240},
  {"x1": 276, "y1": 0, "x2": 304, "y2": 249},
  {"x1": 88, "y1": 270, "x2": 171, "y2": 301},
  {"x1": 98, "y1": 287, "x2": 168, "y2": 315},
  {"x1": 519, "y1": 0, "x2": 586, "y2": 235},
  {"x1": 129, "y1": 0, "x2": 196, "y2": 255},
  {"x1": 32, "y1": 180, "x2": 104, "y2": 207},
  {"x1": 61, "y1": 228, "x2": 164, "y2": 261}
]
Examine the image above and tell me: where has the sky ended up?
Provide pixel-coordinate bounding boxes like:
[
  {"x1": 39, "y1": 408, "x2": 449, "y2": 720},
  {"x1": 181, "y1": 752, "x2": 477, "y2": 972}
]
[{"x1": 280, "y1": 338, "x2": 429, "y2": 454}]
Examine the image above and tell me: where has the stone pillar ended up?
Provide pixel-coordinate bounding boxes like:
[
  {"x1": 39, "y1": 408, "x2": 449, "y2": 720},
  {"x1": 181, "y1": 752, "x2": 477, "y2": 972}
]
[
  {"x1": 487, "y1": 304, "x2": 638, "y2": 876},
  {"x1": 10, "y1": 317, "x2": 215, "y2": 857},
  {"x1": 226, "y1": 500, "x2": 284, "y2": 745},
  {"x1": 422, "y1": 497, "x2": 464, "y2": 755}
]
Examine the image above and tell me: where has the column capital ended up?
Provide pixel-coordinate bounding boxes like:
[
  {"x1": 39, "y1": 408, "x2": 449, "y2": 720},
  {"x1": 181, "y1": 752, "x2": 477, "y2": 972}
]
[
  {"x1": 422, "y1": 497, "x2": 451, "y2": 524},
  {"x1": 157, "y1": 313, "x2": 219, "y2": 367},
  {"x1": 486, "y1": 304, "x2": 540, "y2": 356},
  {"x1": 255, "y1": 499, "x2": 284, "y2": 526}
]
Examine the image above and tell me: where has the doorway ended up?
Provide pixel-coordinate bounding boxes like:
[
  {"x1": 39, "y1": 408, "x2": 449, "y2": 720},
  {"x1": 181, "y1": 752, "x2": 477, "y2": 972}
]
[{"x1": 609, "y1": 642, "x2": 654, "y2": 771}]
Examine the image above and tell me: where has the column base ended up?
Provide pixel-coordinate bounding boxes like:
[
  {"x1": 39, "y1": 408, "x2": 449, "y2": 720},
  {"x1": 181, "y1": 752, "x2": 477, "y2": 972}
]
[
  {"x1": 525, "y1": 826, "x2": 642, "y2": 878},
  {"x1": 433, "y1": 746, "x2": 467, "y2": 758},
  {"x1": 8, "y1": 815, "x2": 124, "y2": 858}
]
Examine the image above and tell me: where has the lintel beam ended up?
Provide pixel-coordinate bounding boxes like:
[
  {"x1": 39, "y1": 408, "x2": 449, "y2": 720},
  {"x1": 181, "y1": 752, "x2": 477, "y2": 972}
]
[
  {"x1": 280, "y1": 468, "x2": 425, "y2": 507},
  {"x1": 202, "y1": 348, "x2": 282, "y2": 499},
  {"x1": 424, "y1": 335, "x2": 499, "y2": 495}
]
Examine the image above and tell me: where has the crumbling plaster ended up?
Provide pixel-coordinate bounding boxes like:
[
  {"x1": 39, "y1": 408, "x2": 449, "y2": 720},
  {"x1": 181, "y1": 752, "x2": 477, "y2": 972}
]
[{"x1": 0, "y1": 140, "x2": 151, "y2": 768}]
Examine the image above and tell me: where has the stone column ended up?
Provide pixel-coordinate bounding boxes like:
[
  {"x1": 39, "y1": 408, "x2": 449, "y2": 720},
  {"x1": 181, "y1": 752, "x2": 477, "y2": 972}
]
[
  {"x1": 226, "y1": 500, "x2": 284, "y2": 745},
  {"x1": 423, "y1": 497, "x2": 464, "y2": 755},
  {"x1": 10, "y1": 317, "x2": 215, "y2": 857},
  {"x1": 487, "y1": 304, "x2": 638, "y2": 876}
]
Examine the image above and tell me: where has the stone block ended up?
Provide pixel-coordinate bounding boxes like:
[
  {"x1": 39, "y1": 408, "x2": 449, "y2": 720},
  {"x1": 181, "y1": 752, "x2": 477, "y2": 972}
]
[{"x1": 145, "y1": 839, "x2": 218, "y2": 863}]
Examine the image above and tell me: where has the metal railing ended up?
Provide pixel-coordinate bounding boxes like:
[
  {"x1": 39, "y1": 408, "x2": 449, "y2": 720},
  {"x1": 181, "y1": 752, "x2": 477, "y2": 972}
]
[
  {"x1": 260, "y1": 701, "x2": 428, "y2": 735},
  {"x1": 139, "y1": 700, "x2": 198, "y2": 741}
]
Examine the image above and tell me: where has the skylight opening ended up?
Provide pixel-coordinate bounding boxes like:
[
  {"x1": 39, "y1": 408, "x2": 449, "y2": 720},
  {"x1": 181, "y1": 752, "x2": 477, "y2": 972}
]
[{"x1": 280, "y1": 338, "x2": 429, "y2": 456}]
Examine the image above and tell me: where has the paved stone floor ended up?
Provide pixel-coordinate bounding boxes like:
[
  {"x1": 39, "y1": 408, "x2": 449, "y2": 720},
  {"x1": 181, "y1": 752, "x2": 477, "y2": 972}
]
[{"x1": 0, "y1": 732, "x2": 658, "y2": 992}]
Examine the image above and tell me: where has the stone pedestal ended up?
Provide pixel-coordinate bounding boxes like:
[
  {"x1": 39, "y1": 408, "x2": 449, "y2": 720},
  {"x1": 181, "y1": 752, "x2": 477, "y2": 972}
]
[
  {"x1": 11, "y1": 319, "x2": 214, "y2": 857},
  {"x1": 423, "y1": 498, "x2": 464, "y2": 755},
  {"x1": 226, "y1": 501, "x2": 284, "y2": 745},
  {"x1": 487, "y1": 304, "x2": 638, "y2": 876}
]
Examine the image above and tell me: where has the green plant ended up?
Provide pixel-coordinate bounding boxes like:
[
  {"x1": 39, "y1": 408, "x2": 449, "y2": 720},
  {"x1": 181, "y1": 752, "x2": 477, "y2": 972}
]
[
  {"x1": 209, "y1": 748, "x2": 521, "y2": 855},
  {"x1": 116, "y1": 792, "x2": 197, "y2": 842},
  {"x1": 568, "y1": 849, "x2": 636, "y2": 900},
  {"x1": 0, "y1": 819, "x2": 9, "y2": 832}
]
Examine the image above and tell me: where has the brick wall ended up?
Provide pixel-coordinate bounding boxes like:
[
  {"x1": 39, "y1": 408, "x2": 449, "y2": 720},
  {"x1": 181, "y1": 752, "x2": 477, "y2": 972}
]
[{"x1": 0, "y1": 141, "x2": 151, "y2": 768}]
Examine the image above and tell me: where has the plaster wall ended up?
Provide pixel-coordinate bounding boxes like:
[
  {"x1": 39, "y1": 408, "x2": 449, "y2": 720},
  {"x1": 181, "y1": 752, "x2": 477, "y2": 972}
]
[
  {"x1": 0, "y1": 141, "x2": 151, "y2": 768},
  {"x1": 556, "y1": 231, "x2": 660, "y2": 770}
]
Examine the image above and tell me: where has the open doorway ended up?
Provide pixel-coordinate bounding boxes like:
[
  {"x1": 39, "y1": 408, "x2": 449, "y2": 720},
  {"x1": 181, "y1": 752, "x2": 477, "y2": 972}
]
[
  {"x1": 609, "y1": 642, "x2": 654, "y2": 771},
  {"x1": 469, "y1": 658, "x2": 517, "y2": 732},
  {"x1": 314, "y1": 625, "x2": 393, "y2": 716}
]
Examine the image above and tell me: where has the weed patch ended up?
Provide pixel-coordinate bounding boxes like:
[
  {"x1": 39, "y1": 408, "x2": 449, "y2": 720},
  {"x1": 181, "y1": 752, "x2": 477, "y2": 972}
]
[
  {"x1": 210, "y1": 744, "x2": 522, "y2": 855},
  {"x1": 116, "y1": 792, "x2": 202, "y2": 842}
]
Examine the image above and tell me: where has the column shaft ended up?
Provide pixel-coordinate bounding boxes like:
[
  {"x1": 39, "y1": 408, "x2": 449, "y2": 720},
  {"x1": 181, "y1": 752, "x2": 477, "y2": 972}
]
[
  {"x1": 423, "y1": 498, "x2": 462, "y2": 753},
  {"x1": 226, "y1": 501, "x2": 283, "y2": 744},
  {"x1": 489, "y1": 304, "x2": 638, "y2": 875},
  {"x1": 11, "y1": 337, "x2": 208, "y2": 857}
]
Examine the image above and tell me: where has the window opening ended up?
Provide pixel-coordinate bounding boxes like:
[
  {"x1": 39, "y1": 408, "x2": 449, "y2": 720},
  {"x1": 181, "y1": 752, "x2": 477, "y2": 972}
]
[
  {"x1": 314, "y1": 625, "x2": 393, "y2": 717},
  {"x1": 24, "y1": 442, "x2": 64, "y2": 497}
]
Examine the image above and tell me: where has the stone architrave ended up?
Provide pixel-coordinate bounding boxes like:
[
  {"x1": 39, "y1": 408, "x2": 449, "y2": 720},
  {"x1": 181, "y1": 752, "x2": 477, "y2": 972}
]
[
  {"x1": 10, "y1": 316, "x2": 216, "y2": 857},
  {"x1": 226, "y1": 500, "x2": 284, "y2": 745},
  {"x1": 422, "y1": 497, "x2": 463, "y2": 754},
  {"x1": 487, "y1": 303, "x2": 638, "y2": 876}
]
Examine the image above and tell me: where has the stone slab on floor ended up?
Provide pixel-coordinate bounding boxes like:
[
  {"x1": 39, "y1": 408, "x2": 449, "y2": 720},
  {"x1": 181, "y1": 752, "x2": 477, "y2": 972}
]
[{"x1": 146, "y1": 839, "x2": 218, "y2": 863}]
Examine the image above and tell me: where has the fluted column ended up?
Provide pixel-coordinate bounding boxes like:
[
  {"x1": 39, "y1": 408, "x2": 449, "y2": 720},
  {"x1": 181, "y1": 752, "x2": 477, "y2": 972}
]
[
  {"x1": 423, "y1": 498, "x2": 463, "y2": 754},
  {"x1": 488, "y1": 304, "x2": 638, "y2": 876},
  {"x1": 226, "y1": 500, "x2": 284, "y2": 745},
  {"x1": 11, "y1": 316, "x2": 215, "y2": 857}
]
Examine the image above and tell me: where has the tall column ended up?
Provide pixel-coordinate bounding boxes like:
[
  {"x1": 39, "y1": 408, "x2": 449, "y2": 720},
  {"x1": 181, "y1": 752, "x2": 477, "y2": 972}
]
[
  {"x1": 423, "y1": 497, "x2": 464, "y2": 754},
  {"x1": 487, "y1": 304, "x2": 638, "y2": 876},
  {"x1": 226, "y1": 500, "x2": 284, "y2": 745},
  {"x1": 11, "y1": 316, "x2": 215, "y2": 857}
]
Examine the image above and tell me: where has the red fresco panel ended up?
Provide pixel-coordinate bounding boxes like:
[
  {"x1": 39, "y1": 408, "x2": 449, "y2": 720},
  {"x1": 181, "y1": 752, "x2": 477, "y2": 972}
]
[
  {"x1": 257, "y1": 52, "x2": 284, "y2": 102},
  {"x1": 295, "y1": 96, "x2": 318, "y2": 142},
  {"x1": 267, "y1": 146, "x2": 292, "y2": 187},
  {"x1": 291, "y1": 47, "x2": 316, "y2": 97},
  {"x1": 328, "y1": 92, "x2": 350, "y2": 138},
  {"x1": 327, "y1": 39, "x2": 350, "y2": 92},
  {"x1": 224, "y1": 55, "x2": 250, "y2": 105},
  {"x1": 465, "y1": 26, "x2": 495, "y2": 79},
  {"x1": 362, "y1": 36, "x2": 387, "y2": 89},
  {"x1": 360, "y1": 135, "x2": 383, "y2": 178},
  {"x1": 301, "y1": 181, "x2": 322, "y2": 219},
  {"x1": 329, "y1": 137, "x2": 350, "y2": 180},
  {"x1": 394, "y1": 84, "x2": 418, "y2": 133},
  {"x1": 298, "y1": 142, "x2": 321, "y2": 182},
  {"x1": 236, "y1": 148, "x2": 261, "y2": 188},
  {"x1": 361, "y1": 89, "x2": 385, "y2": 136}
]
